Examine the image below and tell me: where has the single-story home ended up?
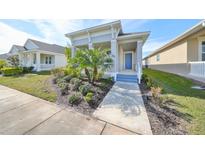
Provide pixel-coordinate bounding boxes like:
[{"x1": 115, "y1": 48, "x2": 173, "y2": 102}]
[
  {"x1": 143, "y1": 20, "x2": 205, "y2": 78},
  {"x1": 65, "y1": 20, "x2": 150, "y2": 83},
  {"x1": 8, "y1": 39, "x2": 67, "y2": 71}
]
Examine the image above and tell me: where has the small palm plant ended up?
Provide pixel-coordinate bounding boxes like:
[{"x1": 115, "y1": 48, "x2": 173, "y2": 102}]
[{"x1": 71, "y1": 48, "x2": 113, "y2": 84}]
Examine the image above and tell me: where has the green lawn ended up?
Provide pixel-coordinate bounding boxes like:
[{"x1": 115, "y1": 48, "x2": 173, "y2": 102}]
[
  {"x1": 0, "y1": 71, "x2": 57, "y2": 102},
  {"x1": 143, "y1": 68, "x2": 205, "y2": 134}
]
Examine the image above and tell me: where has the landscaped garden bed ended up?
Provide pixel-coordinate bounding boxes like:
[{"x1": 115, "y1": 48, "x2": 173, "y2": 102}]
[
  {"x1": 52, "y1": 74, "x2": 113, "y2": 115},
  {"x1": 140, "y1": 68, "x2": 205, "y2": 135}
]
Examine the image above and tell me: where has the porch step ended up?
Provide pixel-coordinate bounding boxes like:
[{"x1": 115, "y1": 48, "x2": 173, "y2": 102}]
[{"x1": 116, "y1": 74, "x2": 138, "y2": 83}]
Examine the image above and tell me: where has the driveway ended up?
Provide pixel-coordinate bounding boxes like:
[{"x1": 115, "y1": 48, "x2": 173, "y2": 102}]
[
  {"x1": 94, "y1": 82, "x2": 152, "y2": 135},
  {"x1": 0, "y1": 85, "x2": 136, "y2": 135}
]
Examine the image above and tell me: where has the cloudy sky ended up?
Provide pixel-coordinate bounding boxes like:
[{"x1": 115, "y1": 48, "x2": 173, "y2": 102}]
[{"x1": 0, "y1": 19, "x2": 201, "y2": 57}]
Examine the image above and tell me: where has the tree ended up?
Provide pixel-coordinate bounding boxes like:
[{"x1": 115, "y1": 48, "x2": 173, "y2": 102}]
[
  {"x1": 7, "y1": 55, "x2": 19, "y2": 67},
  {"x1": 73, "y1": 48, "x2": 113, "y2": 84}
]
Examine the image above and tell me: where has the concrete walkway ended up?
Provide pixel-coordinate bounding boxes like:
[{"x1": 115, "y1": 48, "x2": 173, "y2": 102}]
[
  {"x1": 0, "y1": 85, "x2": 136, "y2": 135},
  {"x1": 94, "y1": 82, "x2": 152, "y2": 135}
]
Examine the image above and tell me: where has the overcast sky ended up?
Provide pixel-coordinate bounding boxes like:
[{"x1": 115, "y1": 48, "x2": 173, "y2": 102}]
[{"x1": 0, "y1": 19, "x2": 201, "y2": 57}]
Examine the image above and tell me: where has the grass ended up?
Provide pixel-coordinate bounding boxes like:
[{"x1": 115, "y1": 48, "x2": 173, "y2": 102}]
[
  {"x1": 143, "y1": 68, "x2": 205, "y2": 134},
  {"x1": 0, "y1": 71, "x2": 57, "y2": 102}
]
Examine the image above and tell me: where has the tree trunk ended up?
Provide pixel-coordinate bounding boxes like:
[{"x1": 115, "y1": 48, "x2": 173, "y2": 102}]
[
  {"x1": 85, "y1": 68, "x2": 91, "y2": 83},
  {"x1": 92, "y1": 66, "x2": 98, "y2": 84}
]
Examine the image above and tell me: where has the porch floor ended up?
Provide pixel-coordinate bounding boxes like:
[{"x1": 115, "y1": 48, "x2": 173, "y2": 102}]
[{"x1": 118, "y1": 70, "x2": 137, "y2": 75}]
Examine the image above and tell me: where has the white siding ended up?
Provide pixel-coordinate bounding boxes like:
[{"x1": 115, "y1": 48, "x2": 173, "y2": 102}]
[{"x1": 55, "y1": 54, "x2": 67, "y2": 68}]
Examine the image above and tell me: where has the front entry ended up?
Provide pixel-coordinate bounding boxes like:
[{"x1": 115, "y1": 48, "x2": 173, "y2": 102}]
[{"x1": 125, "y1": 53, "x2": 132, "y2": 69}]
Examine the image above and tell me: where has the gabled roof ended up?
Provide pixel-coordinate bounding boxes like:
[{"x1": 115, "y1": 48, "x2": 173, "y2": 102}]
[
  {"x1": 13, "y1": 45, "x2": 26, "y2": 51},
  {"x1": 144, "y1": 19, "x2": 205, "y2": 59},
  {"x1": 9, "y1": 45, "x2": 26, "y2": 53},
  {"x1": 117, "y1": 31, "x2": 150, "y2": 44},
  {"x1": 26, "y1": 39, "x2": 65, "y2": 54},
  {"x1": 65, "y1": 20, "x2": 122, "y2": 37}
]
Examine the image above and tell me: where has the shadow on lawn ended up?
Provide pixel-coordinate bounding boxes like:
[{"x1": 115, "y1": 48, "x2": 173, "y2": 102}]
[{"x1": 162, "y1": 99, "x2": 193, "y2": 123}]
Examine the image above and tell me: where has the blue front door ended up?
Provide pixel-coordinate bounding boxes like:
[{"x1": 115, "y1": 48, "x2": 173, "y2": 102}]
[{"x1": 125, "y1": 53, "x2": 132, "y2": 69}]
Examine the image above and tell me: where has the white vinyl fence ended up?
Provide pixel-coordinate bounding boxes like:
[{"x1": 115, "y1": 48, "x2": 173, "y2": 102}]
[{"x1": 189, "y1": 61, "x2": 205, "y2": 78}]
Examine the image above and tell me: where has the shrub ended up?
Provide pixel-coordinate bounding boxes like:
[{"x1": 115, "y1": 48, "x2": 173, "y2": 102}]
[
  {"x1": 150, "y1": 87, "x2": 162, "y2": 98},
  {"x1": 142, "y1": 73, "x2": 159, "y2": 89},
  {"x1": 51, "y1": 68, "x2": 65, "y2": 78},
  {"x1": 85, "y1": 92, "x2": 94, "y2": 103},
  {"x1": 59, "y1": 82, "x2": 69, "y2": 95},
  {"x1": 1, "y1": 67, "x2": 23, "y2": 76},
  {"x1": 70, "y1": 78, "x2": 81, "y2": 91},
  {"x1": 22, "y1": 66, "x2": 34, "y2": 73},
  {"x1": 7, "y1": 55, "x2": 19, "y2": 67},
  {"x1": 57, "y1": 78, "x2": 66, "y2": 87},
  {"x1": 62, "y1": 75, "x2": 72, "y2": 82},
  {"x1": 79, "y1": 83, "x2": 92, "y2": 96},
  {"x1": 70, "y1": 78, "x2": 79, "y2": 84},
  {"x1": 64, "y1": 66, "x2": 81, "y2": 78},
  {"x1": 0, "y1": 59, "x2": 7, "y2": 70},
  {"x1": 68, "y1": 92, "x2": 82, "y2": 105},
  {"x1": 71, "y1": 78, "x2": 81, "y2": 90}
]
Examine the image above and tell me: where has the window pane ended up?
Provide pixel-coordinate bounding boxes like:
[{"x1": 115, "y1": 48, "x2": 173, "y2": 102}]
[
  {"x1": 202, "y1": 53, "x2": 205, "y2": 61},
  {"x1": 49, "y1": 57, "x2": 52, "y2": 64},
  {"x1": 45, "y1": 57, "x2": 48, "y2": 64},
  {"x1": 202, "y1": 44, "x2": 205, "y2": 53}
]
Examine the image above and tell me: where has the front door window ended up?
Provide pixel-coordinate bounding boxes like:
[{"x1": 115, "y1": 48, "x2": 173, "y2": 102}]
[
  {"x1": 125, "y1": 53, "x2": 132, "y2": 69},
  {"x1": 202, "y1": 41, "x2": 205, "y2": 61}
]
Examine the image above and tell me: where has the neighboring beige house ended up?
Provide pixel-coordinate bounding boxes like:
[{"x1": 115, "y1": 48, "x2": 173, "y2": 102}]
[
  {"x1": 65, "y1": 20, "x2": 150, "y2": 83},
  {"x1": 8, "y1": 39, "x2": 67, "y2": 71},
  {"x1": 144, "y1": 20, "x2": 205, "y2": 79}
]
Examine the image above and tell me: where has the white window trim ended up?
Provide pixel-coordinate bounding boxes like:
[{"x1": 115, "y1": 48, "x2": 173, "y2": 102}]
[
  {"x1": 198, "y1": 37, "x2": 205, "y2": 61},
  {"x1": 123, "y1": 51, "x2": 134, "y2": 70}
]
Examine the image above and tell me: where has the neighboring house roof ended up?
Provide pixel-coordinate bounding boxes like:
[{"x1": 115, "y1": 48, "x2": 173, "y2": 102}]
[
  {"x1": 26, "y1": 39, "x2": 65, "y2": 54},
  {"x1": 9, "y1": 45, "x2": 26, "y2": 53},
  {"x1": 0, "y1": 53, "x2": 11, "y2": 60},
  {"x1": 13, "y1": 45, "x2": 26, "y2": 51},
  {"x1": 144, "y1": 19, "x2": 205, "y2": 60},
  {"x1": 8, "y1": 39, "x2": 65, "y2": 55}
]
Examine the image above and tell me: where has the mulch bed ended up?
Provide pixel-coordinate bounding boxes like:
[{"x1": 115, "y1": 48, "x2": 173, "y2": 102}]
[
  {"x1": 51, "y1": 77, "x2": 114, "y2": 116},
  {"x1": 139, "y1": 81, "x2": 188, "y2": 135}
]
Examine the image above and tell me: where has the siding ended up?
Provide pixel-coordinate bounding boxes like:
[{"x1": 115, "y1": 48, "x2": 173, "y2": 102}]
[
  {"x1": 187, "y1": 38, "x2": 198, "y2": 61},
  {"x1": 147, "y1": 40, "x2": 187, "y2": 65}
]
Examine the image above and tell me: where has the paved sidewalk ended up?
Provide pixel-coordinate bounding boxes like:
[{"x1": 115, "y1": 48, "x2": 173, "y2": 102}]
[
  {"x1": 94, "y1": 82, "x2": 152, "y2": 135},
  {"x1": 0, "y1": 85, "x2": 136, "y2": 135}
]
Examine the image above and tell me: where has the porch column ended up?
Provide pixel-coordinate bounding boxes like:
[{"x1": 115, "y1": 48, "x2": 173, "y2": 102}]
[
  {"x1": 136, "y1": 40, "x2": 143, "y2": 84},
  {"x1": 71, "y1": 46, "x2": 76, "y2": 58},
  {"x1": 111, "y1": 39, "x2": 118, "y2": 80},
  {"x1": 36, "y1": 52, "x2": 41, "y2": 72},
  {"x1": 88, "y1": 43, "x2": 93, "y2": 49},
  {"x1": 18, "y1": 53, "x2": 23, "y2": 66}
]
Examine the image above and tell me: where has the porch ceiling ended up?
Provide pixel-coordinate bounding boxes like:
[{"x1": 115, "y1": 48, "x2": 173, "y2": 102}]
[{"x1": 120, "y1": 42, "x2": 137, "y2": 51}]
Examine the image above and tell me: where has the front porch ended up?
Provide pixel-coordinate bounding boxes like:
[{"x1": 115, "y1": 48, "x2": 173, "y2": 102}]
[{"x1": 19, "y1": 52, "x2": 55, "y2": 71}]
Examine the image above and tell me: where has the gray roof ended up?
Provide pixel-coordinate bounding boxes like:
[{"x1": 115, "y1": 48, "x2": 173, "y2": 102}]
[
  {"x1": 0, "y1": 53, "x2": 11, "y2": 60},
  {"x1": 13, "y1": 45, "x2": 26, "y2": 51},
  {"x1": 27, "y1": 39, "x2": 65, "y2": 54}
]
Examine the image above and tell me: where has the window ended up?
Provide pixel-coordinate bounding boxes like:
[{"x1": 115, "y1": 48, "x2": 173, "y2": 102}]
[
  {"x1": 202, "y1": 41, "x2": 205, "y2": 61},
  {"x1": 33, "y1": 54, "x2": 36, "y2": 64},
  {"x1": 156, "y1": 54, "x2": 160, "y2": 61},
  {"x1": 49, "y1": 56, "x2": 52, "y2": 64},
  {"x1": 45, "y1": 56, "x2": 52, "y2": 64},
  {"x1": 45, "y1": 57, "x2": 48, "y2": 64}
]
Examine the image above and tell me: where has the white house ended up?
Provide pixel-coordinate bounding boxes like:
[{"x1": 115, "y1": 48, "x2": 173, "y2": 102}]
[
  {"x1": 65, "y1": 20, "x2": 149, "y2": 83},
  {"x1": 9, "y1": 39, "x2": 67, "y2": 71}
]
